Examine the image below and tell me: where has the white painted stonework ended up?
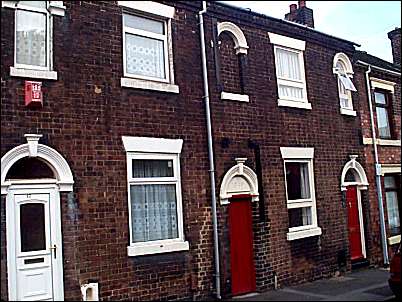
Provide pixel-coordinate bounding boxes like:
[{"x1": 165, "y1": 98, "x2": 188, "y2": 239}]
[
  {"x1": 217, "y1": 22, "x2": 249, "y2": 55},
  {"x1": 1, "y1": 134, "x2": 74, "y2": 194},
  {"x1": 220, "y1": 158, "x2": 259, "y2": 205}
]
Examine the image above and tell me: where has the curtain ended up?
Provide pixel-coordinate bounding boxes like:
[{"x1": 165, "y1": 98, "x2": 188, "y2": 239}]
[
  {"x1": 16, "y1": 10, "x2": 46, "y2": 67},
  {"x1": 386, "y1": 191, "x2": 400, "y2": 235},
  {"x1": 376, "y1": 107, "x2": 391, "y2": 138},
  {"x1": 132, "y1": 159, "x2": 173, "y2": 178},
  {"x1": 276, "y1": 48, "x2": 301, "y2": 80},
  {"x1": 385, "y1": 176, "x2": 400, "y2": 236},
  {"x1": 279, "y1": 84, "x2": 303, "y2": 100},
  {"x1": 300, "y1": 163, "x2": 311, "y2": 199},
  {"x1": 302, "y1": 207, "x2": 312, "y2": 226},
  {"x1": 131, "y1": 184, "x2": 178, "y2": 243},
  {"x1": 125, "y1": 33, "x2": 165, "y2": 79}
]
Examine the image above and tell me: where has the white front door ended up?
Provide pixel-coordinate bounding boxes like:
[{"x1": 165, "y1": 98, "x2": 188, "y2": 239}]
[{"x1": 7, "y1": 187, "x2": 64, "y2": 301}]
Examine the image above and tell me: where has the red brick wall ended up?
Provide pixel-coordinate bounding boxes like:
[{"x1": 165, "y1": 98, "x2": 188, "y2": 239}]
[
  {"x1": 353, "y1": 65, "x2": 401, "y2": 262},
  {"x1": 2, "y1": 1, "x2": 395, "y2": 301},
  {"x1": 218, "y1": 32, "x2": 242, "y2": 94}
]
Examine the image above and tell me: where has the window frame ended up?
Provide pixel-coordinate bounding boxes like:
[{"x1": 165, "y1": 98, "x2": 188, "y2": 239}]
[
  {"x1": 14, "y1": 1, "x2": 51, "y2": 71},
  {"x1": 280, "y1": 147, "x2": 321, "y2": 240},
  {"x1": 122, "y1": 12, "x2": 170, "y2": 83},
  {"x1": 374, "y1": 89, "x2": 394, "y2": 139},
  {"x1": 384, "y1": 174, "x2": 401, "y2": 237},
  {"x1": 333, "y1": 53, "x2": 357, "y2": 116},
  {"x1": 283, "y1": 159, "x2": 318, "y2": 233},
  {"x1": 125, "y1": 151, "x2": 188, "y2": 256},
  {"x1": 273, "y1": 45, "x2": 308, "y2": 104}
]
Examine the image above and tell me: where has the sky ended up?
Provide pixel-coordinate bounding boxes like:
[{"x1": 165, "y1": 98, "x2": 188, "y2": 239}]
[{"x1": 221, "y1": 1, "x2": 401, "y2": 62}]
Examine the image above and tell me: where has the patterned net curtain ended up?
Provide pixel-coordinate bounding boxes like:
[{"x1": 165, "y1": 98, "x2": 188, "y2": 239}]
[
  {"x1": 130, "y1": 159, "x2": 178, "y2": 243},
  {"x1": 16, "y1": 4, "x2": 47, "y2": 67},
  {"x1": 124, "y1": 14, "x2": 166, "y2": 79}
]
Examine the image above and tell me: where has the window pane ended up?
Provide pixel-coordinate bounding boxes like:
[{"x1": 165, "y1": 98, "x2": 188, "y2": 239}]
[
  {"x1": 279, "y1": 84, "x2": 303, "y2": 100},
  {"x1": 123, "y1": 14, "x2": 164, "y2": 35},
  {"x1": 385, "y1": 191, "x2": 400, "y2": 236},
  {"x1": 338, "y1": 74, "x2": 356, "y2": 91},
  {"x1": 19, "y1": 1, "x2": 47, "y2": 9},
  {"x1": 16, "y1": 10, "x2": 46, "y2": 67},
  {"x1": 20, "y1": 203, "x2": 46, "y2": 252},
  {"x1": 125, "y1": 34, "x2": 165, "y2": 79},
  {"x1": 374, "y1": 92, "x2": 386, "y2": 104},
  {"x1": 131, "y1": 184, "x2": 178, "y2": 242},
  {"x1": 345, "y1": 169, "x2": 357, "y2": 182},
  {"x1": 276, "y1": 48, "x2": 301, "y2": 80},
  {"x1": 132, "y1": 159, "x2": 174, "y2": 178},
  {"x1": 288, "y1": 207, "x2": 312, "y2": 228},
  {"x1": 384, "y1": 176, "x2": 396, "y2": 189},
  {"x1": 285, "y1": 162, "x2": 311, "y2": 200},
  {"x1": 376, "y1": 107, "x2": 391, "y2": 138}
]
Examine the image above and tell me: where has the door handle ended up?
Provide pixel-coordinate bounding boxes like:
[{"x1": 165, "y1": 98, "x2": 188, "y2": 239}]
[{"x1": 49, "y1": 244, "x2": 57, "y2": 259}]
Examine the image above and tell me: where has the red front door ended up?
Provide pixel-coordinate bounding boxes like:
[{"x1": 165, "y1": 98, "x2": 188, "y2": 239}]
[
  {"x1": 229, "y1": 197, "x2": 256, "y2": 296},
  {"x1": 346, "y1": 186, "x2": 364, "y2": 261}
]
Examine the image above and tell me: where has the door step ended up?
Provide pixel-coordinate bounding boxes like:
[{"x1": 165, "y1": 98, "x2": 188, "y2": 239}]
[{"x1": 351, "y1": 258, "x2": 370, "y2": 270}]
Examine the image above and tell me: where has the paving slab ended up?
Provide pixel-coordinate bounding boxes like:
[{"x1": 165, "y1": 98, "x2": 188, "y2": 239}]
[{"x1": 229, "y1": 268, "x2": 395, "y2": 301}]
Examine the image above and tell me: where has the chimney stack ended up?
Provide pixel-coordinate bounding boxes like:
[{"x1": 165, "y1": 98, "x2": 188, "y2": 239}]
[
  {"x1": 285, "y1": 1, "x2": 314, "y2": 28},
  {"x1": 387, "y1": 27, "x2": 401, "y2": 66}
]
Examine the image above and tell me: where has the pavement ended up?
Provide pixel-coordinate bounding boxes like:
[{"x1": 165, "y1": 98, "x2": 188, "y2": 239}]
[{"x1": 230, "y1": 267, "x2": 395, "y2": 301}]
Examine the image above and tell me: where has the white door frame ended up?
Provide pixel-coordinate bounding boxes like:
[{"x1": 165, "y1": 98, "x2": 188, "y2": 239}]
[
  {"x1": 6, "y1": 183, "x2": 65, "y2": 301},
  {"x1": 355, "y1": 186, "x2": 367, "y2": 259},
  {"x1": 345, "y1": 184, "x2": 367, "y2": 259}
]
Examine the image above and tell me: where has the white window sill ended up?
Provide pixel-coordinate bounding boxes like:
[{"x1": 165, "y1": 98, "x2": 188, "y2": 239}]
[
  {"x1": 387, "y1": 235, "x2": 400, "y2": 245},
  {"x1": 127, "y1": 240, "x2": 189, "y2": 256},
  {"x1": 121, "y1": 77, "x2": 179, "y2": 94},
  {"x1": 340, "y1": 108, "x2": 357, "y2": 116},
  {"x1": 278, "y1": 99, "x2": 312, "y2": 110},
  {"x1": 287, "y1": 227, "x2": 322, "y2": 241},
  {"x1": 10, "y1": 67, "x2": 58, "y2": 80},
  {"x1": 221, "y1": 91, "x2": 249, "y2": 102},
  {"x1": 362, "y1": 138, "x2": 401, "y2": 146}
]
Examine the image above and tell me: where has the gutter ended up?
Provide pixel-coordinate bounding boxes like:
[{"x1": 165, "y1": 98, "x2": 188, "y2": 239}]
[
  {"x1": 364, "y1": 65, "x2": 389, "y2": 266},
  {"x1": 198, "y1": 1, "x2": 222, "y2": 299},
  {"x1": 357, "y1": 60, "x2": 401, "y2": 76}
]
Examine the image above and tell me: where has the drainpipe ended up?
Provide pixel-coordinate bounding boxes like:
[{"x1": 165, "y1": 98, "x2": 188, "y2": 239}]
[
  {"x1": 364, "y1": 65, "x2": 389, "y2": 265},
  {"x1": 198, "y1": 1, "x2": 221, "y2": 299}
]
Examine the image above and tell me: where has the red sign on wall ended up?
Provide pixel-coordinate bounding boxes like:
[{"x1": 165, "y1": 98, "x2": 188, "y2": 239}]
[{"x1": 25, "y1": 81, "x2": 43, "y2": 107}]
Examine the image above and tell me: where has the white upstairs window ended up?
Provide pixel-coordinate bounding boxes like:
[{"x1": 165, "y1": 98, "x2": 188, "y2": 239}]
[
  {"x1": 269, "y1": 32, "x2": 311, "y2": 110},
  {"x1": 3, "y1": 1, "x2": 66, "y2": 80},
  {"x1": 333, "y1": 53, "x2": 357, "y2": 116},
  {"x1": 119, "y1": 1, "x2": 179, "y2": 93}
]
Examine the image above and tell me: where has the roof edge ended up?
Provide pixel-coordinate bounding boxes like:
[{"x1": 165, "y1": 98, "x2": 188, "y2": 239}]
[{"x1": 215, "y1": 1, "x2": 361, "y2": 47}]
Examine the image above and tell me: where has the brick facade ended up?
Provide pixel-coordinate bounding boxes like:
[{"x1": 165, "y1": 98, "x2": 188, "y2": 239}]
[{"x1": 1, "y1": 1, "x2": 400, "y2": 301}]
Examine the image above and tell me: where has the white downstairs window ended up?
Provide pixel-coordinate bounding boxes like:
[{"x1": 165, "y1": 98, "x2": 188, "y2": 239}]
[
  {"x1": 122, "y1": 136, "x2": 189, "y2": 256},
  {"x1": 269, "y1": 32, "x2": 310, "y2": 110},
  {"x1": 280, "y1": 147, "x2": 322, "y2": 240},
  {"x1": 333, "y1": 53, "x2": 357, "y2": 116}
]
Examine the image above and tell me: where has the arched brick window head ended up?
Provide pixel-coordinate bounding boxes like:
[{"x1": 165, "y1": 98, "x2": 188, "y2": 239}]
[{"x1": 216, "y1": 22, "x2": 250, "y2": 102}]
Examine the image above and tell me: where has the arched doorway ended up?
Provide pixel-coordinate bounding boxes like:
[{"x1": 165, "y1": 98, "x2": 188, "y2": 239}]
[
  {"x1": 340, "y1": 155, "x2": 369, "y2": 262},
  {"x1": 220, "y1": 158, "x2": 258, "y2": 296},
  {"x1": 1, "y1": 134, "x2": 73, "y2": 301}
]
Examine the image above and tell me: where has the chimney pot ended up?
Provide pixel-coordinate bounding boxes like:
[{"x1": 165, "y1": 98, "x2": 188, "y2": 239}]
[{"x1": 298, "y1": 0, "x2": 306, "y2": 8}]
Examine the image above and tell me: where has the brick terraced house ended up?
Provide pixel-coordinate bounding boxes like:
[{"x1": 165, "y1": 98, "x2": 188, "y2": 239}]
[{"x1": 1, "y1": 1, "x2": 400, "y2": 301}]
